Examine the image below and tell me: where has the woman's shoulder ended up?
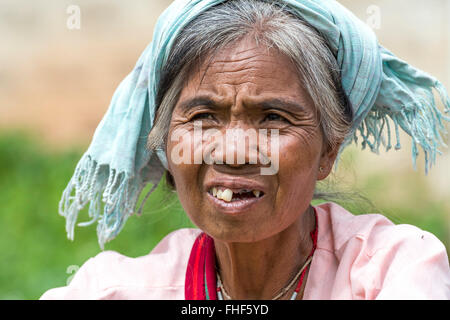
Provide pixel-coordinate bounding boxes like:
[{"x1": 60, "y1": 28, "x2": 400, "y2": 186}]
[
  {"x1": 314, "y1": 201, "x2": 447, "y2": 255},
  {"x1": 313, "y1": 202, "x2": 450, "y2": 299},
  {"x1": 40, "y1": 228, "x2": 202, "y2": 299},
  {"x1": 88, "y1": 227, "x2": 202, "y2": 281}
]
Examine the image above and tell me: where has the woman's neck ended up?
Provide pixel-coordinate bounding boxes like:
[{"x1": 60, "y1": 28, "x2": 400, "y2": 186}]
[{"x1": 214, "y1": 205, "x2": 316, "y2": 300}]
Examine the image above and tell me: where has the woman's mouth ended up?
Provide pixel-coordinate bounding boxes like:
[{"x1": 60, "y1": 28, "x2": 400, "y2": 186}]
[
  {"x1": 208, "y1": 187, "x2": 263, "y2": 202},
  {"x1": 206, "y1": 187, "x2": 265, "y2": 215}
]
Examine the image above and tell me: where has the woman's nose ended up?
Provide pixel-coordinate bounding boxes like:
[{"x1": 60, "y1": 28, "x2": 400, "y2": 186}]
[
  {"x1": 226, "y1": 127, "x2": 256, "y2": 166},
  {"x1": 206, "y1": 126, "x2": 270, "y2": 167}
]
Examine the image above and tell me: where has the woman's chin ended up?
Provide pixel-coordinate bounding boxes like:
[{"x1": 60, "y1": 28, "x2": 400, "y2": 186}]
[
  {"x1": 196, "y1": 196, "x2": 276, "y2": 243},
  {"x1": 206, "y1": 227, "x2": 265, "y2": 243}
]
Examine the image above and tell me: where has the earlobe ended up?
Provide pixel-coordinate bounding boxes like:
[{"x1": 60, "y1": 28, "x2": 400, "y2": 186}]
[
  {"x1": 317, "y1": 144, "x2": 340, "y2": 180},
  {"x1": 317, "y1": 165, "x2": 329, "y2": 180}
]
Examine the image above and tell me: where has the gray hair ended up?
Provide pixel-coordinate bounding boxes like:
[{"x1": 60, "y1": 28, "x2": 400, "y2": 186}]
[{"x1": 147, "y1": 0, "x2": 353, "y2": 190}]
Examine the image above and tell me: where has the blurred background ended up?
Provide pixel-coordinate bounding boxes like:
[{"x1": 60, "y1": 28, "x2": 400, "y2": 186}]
[{"x1": 0, "y1": 0, "x2": 449, "y2": 299}]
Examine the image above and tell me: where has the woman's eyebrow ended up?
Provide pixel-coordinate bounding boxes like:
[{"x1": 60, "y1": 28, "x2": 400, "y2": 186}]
[
  {"x1": 258, "y1": 98, "x2": 307, "y2": 113},
  {"x1": 177, "y1": 96, "x2": 307, "y2": 113},
  {"x1": 177, "y1": 96, "x2": 219, "y2": 112}
]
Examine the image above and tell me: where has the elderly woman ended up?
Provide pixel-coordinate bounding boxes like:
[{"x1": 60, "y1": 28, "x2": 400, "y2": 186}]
[{"x1": 41, "y1": 0, "x2": 450, "y2": 300}]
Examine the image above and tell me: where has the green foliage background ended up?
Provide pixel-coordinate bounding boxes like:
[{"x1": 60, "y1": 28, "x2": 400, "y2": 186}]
[{"x1": 0, "y1": 130, "x2": 448, "y2": 299}]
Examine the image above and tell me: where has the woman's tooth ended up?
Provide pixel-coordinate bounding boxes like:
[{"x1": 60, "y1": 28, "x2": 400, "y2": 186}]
[
  {"x1": 212, "y1": 188, "x2": 258, "y2": 202},
  {"x1": 220, "y1": 189, "x2": 233, "y2": 202}
]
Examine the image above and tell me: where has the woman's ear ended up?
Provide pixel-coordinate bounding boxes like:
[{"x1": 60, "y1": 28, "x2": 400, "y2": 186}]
[
  {"x1": 317, "y1": 143, "x2": 340, "y2": 181},
  {"x1": 165, "y1": 170, "x2": 176, "y2": 190}
]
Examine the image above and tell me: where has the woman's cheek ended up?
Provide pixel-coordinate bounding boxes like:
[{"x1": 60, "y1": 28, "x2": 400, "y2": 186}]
[{"x1": 277, "y1": 134, "x2": 320, "y2": 194}]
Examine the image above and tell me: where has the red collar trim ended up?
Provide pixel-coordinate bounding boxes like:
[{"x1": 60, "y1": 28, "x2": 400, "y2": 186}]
[{"x1": 185, "y1": 232, "x2": 216, "y2": 300}]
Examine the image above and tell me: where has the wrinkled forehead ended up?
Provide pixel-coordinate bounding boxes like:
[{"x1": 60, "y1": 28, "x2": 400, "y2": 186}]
[{"x1": 179, "y1": 36, "x2": 310, "y2": 105}]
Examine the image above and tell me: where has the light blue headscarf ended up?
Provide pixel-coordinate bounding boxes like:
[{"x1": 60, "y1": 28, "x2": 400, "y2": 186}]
[{"x1": 59, "y1": 0, "x2": 450, "y2": 249}]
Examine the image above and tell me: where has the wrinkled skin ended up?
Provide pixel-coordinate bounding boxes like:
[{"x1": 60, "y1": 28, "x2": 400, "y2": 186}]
[{"x1": 165, "y1": 36, "x2": 339, "y2": 299}]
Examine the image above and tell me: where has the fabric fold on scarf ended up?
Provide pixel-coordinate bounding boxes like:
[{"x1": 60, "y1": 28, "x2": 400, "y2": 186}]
[{"x1": 58, "y1": 0, "x2": 450, "y2": 248}]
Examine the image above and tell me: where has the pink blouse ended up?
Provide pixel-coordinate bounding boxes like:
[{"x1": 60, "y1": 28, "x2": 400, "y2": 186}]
[{"x1": 40, "y1": 202, "x2": 450, "y2": 299}]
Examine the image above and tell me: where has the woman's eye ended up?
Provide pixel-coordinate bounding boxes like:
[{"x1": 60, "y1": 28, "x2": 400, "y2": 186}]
[
  {"x1": 264, "y1": 113, "x2": 286, "y2": 122},
  {"x1": 191, "y1": 113, "x2": 215, "y2": 121}
]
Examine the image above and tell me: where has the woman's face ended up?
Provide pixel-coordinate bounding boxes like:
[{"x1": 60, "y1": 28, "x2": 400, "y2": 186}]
[{"x1": 166, "y1": 37, "x2": 338, "y2": 242}]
